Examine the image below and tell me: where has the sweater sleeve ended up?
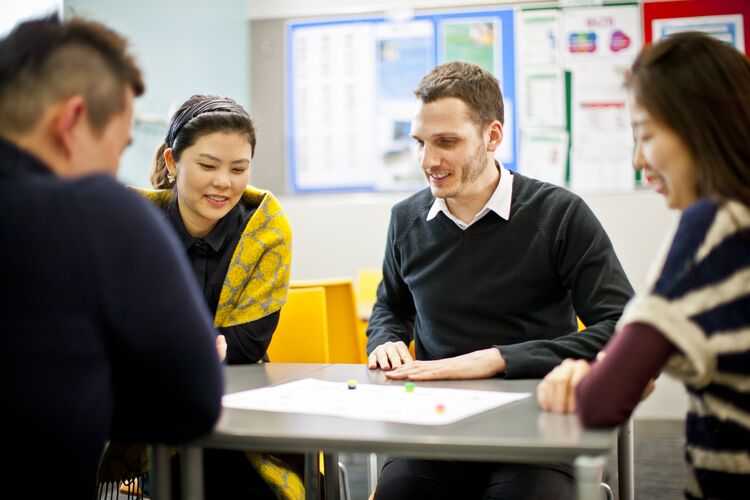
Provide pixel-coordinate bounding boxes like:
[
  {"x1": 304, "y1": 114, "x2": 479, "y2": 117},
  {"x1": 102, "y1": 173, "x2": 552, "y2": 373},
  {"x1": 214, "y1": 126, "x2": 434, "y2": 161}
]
[
  {"x1": 500, "y1": 196, "x2": 635, "y2": 378},
  {"x1": 76, "y1": 177, "x2": 223, "y2": 444},
  {"x1": 576, "y1": 322, "x2": 674, "y2": 427},
  {"x1": 366, "y1": 208, "x2": 416, "y2": 353},
  {"x1": 222, "y1": 311, "x2": 279, "y2": 364}
]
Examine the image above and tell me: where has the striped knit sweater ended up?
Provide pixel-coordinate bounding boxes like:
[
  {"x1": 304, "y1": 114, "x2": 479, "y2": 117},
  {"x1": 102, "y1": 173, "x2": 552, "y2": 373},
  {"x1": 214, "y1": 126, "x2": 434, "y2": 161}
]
[{"x1": 618, "y1": 198, "x2": 750, "y2": 499}]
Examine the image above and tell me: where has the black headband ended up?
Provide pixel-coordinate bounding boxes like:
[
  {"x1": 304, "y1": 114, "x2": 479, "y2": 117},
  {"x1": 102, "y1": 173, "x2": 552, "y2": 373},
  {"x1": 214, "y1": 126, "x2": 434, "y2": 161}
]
[{"x1": 165, "y1": 98, "x2": 245, "y2": 148}]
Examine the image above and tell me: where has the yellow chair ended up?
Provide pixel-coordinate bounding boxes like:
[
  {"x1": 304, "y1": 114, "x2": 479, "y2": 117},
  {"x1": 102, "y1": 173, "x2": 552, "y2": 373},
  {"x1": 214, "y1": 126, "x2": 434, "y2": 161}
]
[
  {"x1": 353, "y1": 270, "x2": 417, "y2": 361},
  {"x1": 355, "y1": 269, "x2": 381, "y2": 360},
  {"x1": 355, "y1": 268, "x2": 382, "y2": 319},
  {"x1": 267, "y1": 287, "x2": 330, "y2": 363},
  {"x1": 290, "y1": 279, "x2": 364, "y2": 364}
]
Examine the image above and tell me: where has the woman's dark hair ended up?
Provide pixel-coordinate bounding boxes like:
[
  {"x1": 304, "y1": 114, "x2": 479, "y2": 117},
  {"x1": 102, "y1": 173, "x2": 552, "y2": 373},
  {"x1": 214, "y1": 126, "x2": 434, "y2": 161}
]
[
  {"x1": 151, "y1": 94, "x2": 256, "y2": 189},
  {"x1": 626, "y1": 32, "x2": 750, "y2": 205}
]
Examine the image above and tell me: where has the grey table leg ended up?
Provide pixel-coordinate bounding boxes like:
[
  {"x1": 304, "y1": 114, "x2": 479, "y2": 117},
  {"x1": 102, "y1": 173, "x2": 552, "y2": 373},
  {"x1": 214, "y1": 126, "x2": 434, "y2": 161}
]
[
  {"x1": 323, "y1": 453, "x2": 341, "y2": 500},
  {"x1": 305, "y1": 452, "x2": 320, "y2": 500},
  {"x1": 575, "y1": 455, "x2": 606, "y2": 500},
  {"x1": 367, "y1": 453, "x2": 379, "y2": 494},
  {"x1": 618, "y1": 417, "x2": 635, "y2": 500},
  {"x1": 150, "y1": 445, "x2": 172, "y2": 500},
  {"x1": 181, "y1": 446, "x2": 204, "y2": 500}
]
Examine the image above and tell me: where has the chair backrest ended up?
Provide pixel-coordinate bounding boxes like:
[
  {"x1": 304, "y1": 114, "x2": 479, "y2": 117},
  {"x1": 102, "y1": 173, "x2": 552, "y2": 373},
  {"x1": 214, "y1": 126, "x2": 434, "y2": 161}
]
[
  {"x1": 290, "y1": 279, "x2": 363, "y2": 364},
  {"x1": 267, "y1": 287, "x2": 330, "y2": 363},
  {"x1": 355, "y1": 268, "x2": 382, "y2": 312}
]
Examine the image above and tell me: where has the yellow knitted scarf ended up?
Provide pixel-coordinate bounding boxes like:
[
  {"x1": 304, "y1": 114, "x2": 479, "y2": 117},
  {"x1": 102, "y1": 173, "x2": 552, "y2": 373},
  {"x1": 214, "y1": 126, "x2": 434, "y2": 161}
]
[{"x1": 135, "y1": 186, "x2": 292, "y2": 327}]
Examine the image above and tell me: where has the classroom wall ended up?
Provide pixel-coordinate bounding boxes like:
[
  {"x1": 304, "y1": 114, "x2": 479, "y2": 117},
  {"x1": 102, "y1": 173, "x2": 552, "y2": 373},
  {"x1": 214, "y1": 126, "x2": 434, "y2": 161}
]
[{"x1": 62, "y1": 0, "x2": 687, "y2": 419}]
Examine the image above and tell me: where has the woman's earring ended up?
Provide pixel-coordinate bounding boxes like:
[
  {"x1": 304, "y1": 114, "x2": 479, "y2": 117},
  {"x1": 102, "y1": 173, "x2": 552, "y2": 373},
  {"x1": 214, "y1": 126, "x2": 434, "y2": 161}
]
[{"x1": 167, "y1": 172, "x2": 175, "y2": 184}]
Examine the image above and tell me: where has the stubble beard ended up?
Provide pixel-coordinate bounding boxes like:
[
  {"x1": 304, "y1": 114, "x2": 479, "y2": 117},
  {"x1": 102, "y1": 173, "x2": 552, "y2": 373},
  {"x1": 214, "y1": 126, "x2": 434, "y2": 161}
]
[{"x1": 442, "y1": 142, "x2": 489, "y2": 200}]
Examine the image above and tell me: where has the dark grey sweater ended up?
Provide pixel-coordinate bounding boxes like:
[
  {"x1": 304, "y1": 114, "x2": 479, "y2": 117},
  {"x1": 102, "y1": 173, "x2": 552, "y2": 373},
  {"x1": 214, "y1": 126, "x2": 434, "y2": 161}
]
[{"x1": 366, "y1": 172, "x2": 634, "y2": 378}]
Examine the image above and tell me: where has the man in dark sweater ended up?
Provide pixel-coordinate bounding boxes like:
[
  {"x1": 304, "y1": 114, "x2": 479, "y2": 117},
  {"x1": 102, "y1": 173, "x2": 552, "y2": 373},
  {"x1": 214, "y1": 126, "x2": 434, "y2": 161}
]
[
  {"x1": 0, "y1": 16, "x2": 223, "y2": 499},
  {"x1": 367, "y1": 61, "x2": 633, "y2": 499}
]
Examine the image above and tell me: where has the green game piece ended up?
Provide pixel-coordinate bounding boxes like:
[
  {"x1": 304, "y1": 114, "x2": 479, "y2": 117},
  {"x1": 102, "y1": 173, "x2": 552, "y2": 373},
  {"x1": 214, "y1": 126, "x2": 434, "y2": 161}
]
[{"x1": 404, "y1": 382, "x2": 415, "y2": 392}]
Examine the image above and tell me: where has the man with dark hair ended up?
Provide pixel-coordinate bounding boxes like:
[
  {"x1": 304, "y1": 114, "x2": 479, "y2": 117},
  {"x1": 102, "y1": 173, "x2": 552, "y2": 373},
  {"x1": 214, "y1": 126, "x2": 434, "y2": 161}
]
[
  {"x1": 0, "y1": 15, "x2": 223, "y2": 498},
  {"x1": 367, "y1": 61, "x2": 634, "y2": 499}
]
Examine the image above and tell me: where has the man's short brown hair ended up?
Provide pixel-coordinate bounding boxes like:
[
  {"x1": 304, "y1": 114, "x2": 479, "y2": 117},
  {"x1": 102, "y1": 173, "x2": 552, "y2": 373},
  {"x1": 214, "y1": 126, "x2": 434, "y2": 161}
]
[
  {"x1": 414, "y1": 61, "x2": 504, "y2": 128},
  {"x1": 0, "y1": 15, "x2": 144, "y2": 136}
]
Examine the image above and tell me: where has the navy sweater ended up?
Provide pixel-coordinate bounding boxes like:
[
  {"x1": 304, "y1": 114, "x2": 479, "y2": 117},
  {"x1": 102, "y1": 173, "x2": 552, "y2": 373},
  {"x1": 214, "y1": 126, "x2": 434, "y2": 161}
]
[
  {"x1": 0, "y1": 139, "x2": 223, "y2": 498},
  {"x1": 367, "y1": 173, "x2": 634, "y2": 378}
]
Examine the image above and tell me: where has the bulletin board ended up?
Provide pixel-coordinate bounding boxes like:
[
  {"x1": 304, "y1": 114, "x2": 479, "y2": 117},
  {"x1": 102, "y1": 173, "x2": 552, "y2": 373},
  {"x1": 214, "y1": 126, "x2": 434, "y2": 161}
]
[
  {"x1": 517, "y1": 3, "x2": 641, "y2": 193},
  {"x1": 286, "y1": 8, "x2": 516, "y2": 193},
  {"x1": 643, "y1": 0, "x2": 750, "y2": 54}
]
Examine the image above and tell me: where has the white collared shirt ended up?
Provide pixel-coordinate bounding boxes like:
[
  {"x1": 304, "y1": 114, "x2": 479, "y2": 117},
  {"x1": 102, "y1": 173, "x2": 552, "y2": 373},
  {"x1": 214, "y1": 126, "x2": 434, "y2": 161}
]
[{"x1": 426, "y1": 164, "x2": 514, "y2": 230}]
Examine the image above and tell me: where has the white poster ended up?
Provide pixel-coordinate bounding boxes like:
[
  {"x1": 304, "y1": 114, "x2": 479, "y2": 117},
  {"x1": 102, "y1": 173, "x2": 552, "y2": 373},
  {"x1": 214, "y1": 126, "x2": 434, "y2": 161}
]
[
  {"x1": 518, "y1": 9, "x2": 563, "y2": 67},
  {"x1": 519, "y1": 129, "x2": 569, "y2": 186},
  {"x1": 562, "y1": 5, "x2": 640, "y2": 193},
  {"x1": 521, "y1": 70, "x2": 566, "y2": 129},
  {"x1": 653, "y1": 14, "x2": 745, "y2": 52},
  {"x1": 224, "y1": 378, "x2": 531, "y2": 426},
  {"x1": 291, "y1": 23, "x2": 377, "y2": 190},
  {"x1": 569, "y1": 65, "x2": 634, "y2": 193}
]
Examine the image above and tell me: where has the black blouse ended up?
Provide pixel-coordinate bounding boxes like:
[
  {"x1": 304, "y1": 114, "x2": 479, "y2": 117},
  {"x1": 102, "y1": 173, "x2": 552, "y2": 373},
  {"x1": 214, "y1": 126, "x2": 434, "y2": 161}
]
[{"x1": 166, "y1": 200, "x2": 279, "y2": 364}]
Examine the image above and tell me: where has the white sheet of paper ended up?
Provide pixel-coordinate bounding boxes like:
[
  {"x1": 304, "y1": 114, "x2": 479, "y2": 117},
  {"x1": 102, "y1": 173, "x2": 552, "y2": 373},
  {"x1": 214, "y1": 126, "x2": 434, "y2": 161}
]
[
  {"x1": 223, "y1": 378, "x2": 531, "y2": 426},
  {"x1": 520, "y1": 129, "x2": 569, "y2": 186},
  {"x1": 521, "y1": 70, "x2": 566, "y2": 129},
  {"x1": 518, "y1": 9, "x2": 562, "y2": 67}
]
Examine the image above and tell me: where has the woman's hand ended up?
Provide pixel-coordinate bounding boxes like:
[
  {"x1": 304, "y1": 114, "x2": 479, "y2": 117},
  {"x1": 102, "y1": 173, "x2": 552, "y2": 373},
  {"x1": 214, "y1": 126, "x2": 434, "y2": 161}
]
[
  {"x1": 537, "y1": 358, "x2": 592, "y2": 413},
  {"x1": 216, "y1": 334, "x2": 227, "y2": 362}
]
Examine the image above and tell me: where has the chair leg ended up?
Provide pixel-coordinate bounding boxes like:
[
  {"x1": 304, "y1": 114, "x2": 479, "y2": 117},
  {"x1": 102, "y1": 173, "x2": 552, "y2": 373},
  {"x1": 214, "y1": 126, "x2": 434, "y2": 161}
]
[
  {"x1": 323, "y1": 453, "x2": 341, "y2": 500},
  {"x1": 304, "y1": 452, "x2": 320, "y2": 500},
  {"x1": 367, "y1": 452, "x2": 379, "y2": 493},
  {"x1": 337, "y1": 461, "x2": 351, "y2": 500}
]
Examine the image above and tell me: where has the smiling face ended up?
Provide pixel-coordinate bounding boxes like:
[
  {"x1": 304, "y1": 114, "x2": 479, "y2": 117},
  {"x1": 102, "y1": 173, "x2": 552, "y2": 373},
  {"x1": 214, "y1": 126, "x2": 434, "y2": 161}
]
[
  {"x1": 166, "y1": 131, "x2": 252, "y2": 237},
  {"x1": 410, "y1": 97, "x2": 501, "y2": 205},
  {"x1": 629, "y1": 97, "x2": 699, "y2": 211}
]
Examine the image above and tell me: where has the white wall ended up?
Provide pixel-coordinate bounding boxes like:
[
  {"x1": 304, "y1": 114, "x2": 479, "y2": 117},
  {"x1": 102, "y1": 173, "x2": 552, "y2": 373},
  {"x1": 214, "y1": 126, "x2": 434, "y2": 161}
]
[
  {"x1": 246, "y1": 0, "x2": 550, "y2": 20},
  {"x1": 64, "y1": 0, "x2": 250, "y2": 188}
]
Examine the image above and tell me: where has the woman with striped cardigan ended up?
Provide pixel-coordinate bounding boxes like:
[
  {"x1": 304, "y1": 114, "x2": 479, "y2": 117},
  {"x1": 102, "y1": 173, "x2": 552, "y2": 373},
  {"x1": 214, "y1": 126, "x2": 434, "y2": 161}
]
[{"x1": 537, "y1": 32, "x2": 750, "y2": 500}]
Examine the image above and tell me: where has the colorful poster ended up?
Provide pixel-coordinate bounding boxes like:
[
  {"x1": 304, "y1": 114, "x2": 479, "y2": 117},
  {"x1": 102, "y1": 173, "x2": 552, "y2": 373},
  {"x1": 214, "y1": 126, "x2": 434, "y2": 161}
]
[
  {"x1": 375, "y1": 20, "x2": 434, "y2": 191},
  {"x1": 377, "y1": 21, "x2": 434, "y2": 100},
  {"x1": 653, "y1": 14, "x2": 744, "y2": 52},
  {"x1": 562, "y1": 5, "x2": 640, "y2": 64},
  {"x1": 440, "y1": 18, "x2": 499, "y2": 74}
]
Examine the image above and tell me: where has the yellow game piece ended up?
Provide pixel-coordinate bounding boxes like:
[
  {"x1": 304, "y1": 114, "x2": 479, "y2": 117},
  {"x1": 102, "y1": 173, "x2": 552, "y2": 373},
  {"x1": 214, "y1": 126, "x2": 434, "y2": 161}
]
[{"x1": 347, "y1": 379, "x2": 357, "y2": 390}]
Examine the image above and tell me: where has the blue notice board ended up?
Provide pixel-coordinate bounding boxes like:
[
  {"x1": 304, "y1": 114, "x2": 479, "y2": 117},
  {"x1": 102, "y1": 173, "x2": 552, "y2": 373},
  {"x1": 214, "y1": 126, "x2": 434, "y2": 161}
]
[{"x1": 287, "y1": 8, "x2": 517, "y2": 193}]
